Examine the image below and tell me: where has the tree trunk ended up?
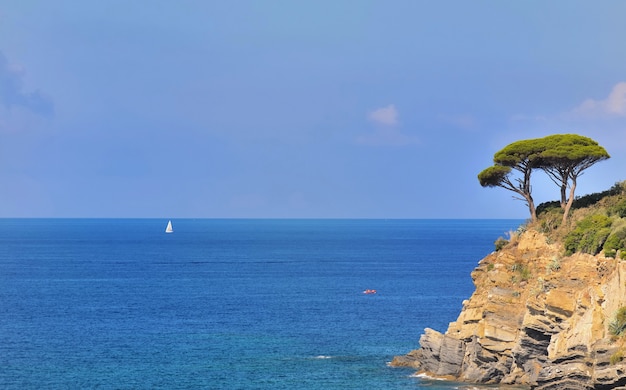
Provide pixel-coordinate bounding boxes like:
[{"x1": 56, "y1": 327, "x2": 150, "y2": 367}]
[
  {"x1": 562, "y1": 177, "x2": 577, "y2": 225},
  {"x1": 522, "y1": 165, "x2": 536, "y2": 221},
  {"x1": 526, "y1": 193, "x2": 537, "y2": 222}
]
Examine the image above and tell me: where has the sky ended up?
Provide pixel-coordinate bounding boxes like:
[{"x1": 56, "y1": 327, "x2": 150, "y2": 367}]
[{"x1": 1, "y1": 1, "x2": 626, "y2": 219}]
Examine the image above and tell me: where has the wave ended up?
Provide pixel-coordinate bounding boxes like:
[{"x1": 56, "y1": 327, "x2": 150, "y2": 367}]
[{"x1": 411, "y1": 372, "x2": 447, "y2": 381}]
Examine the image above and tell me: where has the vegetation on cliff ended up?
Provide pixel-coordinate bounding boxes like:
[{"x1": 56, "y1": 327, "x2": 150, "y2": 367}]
[
  {"x1": 492, "y1": 181, "x2": 626, "y2": 260},
  {"x1": 393, "y1": 180, "x2": 626, "y2": 389},
  {"x1": 534, "y1": 181, "x2": 626, "y2": 258}
]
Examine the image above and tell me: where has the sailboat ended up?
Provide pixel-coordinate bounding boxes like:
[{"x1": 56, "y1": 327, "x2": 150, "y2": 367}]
[{"x1": 165, "y1": 220, "x2": 173, "y2": 233}]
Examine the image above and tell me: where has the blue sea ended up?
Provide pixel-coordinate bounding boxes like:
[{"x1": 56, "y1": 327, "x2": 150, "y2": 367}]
[{"x1": 0, "y1": 219, "x2": 523, "y2": 389}]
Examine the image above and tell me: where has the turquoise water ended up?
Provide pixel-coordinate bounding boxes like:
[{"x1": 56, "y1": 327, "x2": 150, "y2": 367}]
[{"x1": 0, "y1": 219, "x2": 523, "y2": 389}]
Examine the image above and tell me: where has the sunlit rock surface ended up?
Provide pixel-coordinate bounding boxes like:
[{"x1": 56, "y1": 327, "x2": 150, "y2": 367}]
[{"x1": 391, "y1": 229, "x2": 626, "y2": 389}]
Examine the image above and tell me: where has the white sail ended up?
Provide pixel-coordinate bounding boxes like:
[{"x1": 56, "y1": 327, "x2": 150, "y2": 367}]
[{"x1": 165, "y1": 220, "x2": 173, "y2": 233}]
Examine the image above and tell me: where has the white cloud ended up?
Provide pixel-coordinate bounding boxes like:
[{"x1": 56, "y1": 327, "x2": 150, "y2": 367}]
[
  {"x1": 368, "y1": 104, "x2": 398, "y2": 126},
  {"x1": 571, "y1": 82, "x2": 626, "y2": 117},
  {"x1": 359, "y1": 104, "x2": 418, "y2": 146}
]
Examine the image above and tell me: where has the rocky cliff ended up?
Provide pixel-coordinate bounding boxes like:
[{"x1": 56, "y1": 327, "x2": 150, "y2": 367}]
[{"x1": 391, "y1": 229, "x2": 626, "y2": 389}]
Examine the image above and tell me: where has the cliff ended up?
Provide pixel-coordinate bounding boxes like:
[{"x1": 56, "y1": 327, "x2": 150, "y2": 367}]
[{"x1": 391, "y1": 229, "x2": 626, "y2": 389}]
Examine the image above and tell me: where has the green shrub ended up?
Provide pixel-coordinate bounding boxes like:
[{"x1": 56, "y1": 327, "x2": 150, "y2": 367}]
[
  {"x1": 564, "y1": 214, "x2": 613, "y2": 255},
  {"x1": 590, "y1": 227, "x2": 612, "y2": 254},
  {"x1": 536, "y1": 200, "x2": 561, "y2": 216},
  {"x1": 494, "y1": 237, "x2": 509, "y2": 252},
  {"x1": 604, "y1": 226, "x2": 626, "y2": 259},
  {"x1": 572, "y1": 183, "x2": 624, "y2": 210},
  {"x1": 609, "y1": 199, "x2": 626, "y2": 218},
  {"x1": 609, "y1": 307, "x2": 626, "y2": 337}
]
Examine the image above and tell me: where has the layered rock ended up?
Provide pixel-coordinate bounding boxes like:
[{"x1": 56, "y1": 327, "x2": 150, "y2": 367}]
[{"x1": 391, "y1": 229, "x2": 626, "y2": 389}]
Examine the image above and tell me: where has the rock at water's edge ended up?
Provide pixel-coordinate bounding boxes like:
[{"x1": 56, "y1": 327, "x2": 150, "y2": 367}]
[{"x1": 391, "y1": 229, "x2": 626, "y2": 389}]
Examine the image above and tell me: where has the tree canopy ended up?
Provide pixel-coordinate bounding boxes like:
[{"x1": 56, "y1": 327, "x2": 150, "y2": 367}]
[
  {"x1": 478, "y1": 134, "x2": 610, "y2": 223},
  {"x1": 534, "y1": 134, "x2": 610, "y2": 223},
  {"x1": 479, "y1": 139, "x2": 544, "y2": 221}
]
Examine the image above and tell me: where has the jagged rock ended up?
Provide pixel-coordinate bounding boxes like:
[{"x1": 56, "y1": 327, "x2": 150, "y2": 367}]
[
  {"x1": 389, "y1": 349, "x2": 420, "y2": 368},
  {"x1": 391, "y1": 229, "x2": 626, "y2": 389}
]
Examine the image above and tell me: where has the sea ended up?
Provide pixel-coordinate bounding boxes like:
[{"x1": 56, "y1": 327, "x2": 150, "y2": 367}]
[{"x1": 0, "y1": 218, "x2": 525, "y2": 389}]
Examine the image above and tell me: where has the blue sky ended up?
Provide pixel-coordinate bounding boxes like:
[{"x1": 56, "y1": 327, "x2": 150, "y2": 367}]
[{"x1": 1, "y1": 1, "x2": 625, "y2": 218}]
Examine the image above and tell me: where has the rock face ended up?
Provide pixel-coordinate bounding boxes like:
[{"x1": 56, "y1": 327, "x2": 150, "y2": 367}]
[{"x1": 391, "y1": 229, "x2": 626, "y2": 389}]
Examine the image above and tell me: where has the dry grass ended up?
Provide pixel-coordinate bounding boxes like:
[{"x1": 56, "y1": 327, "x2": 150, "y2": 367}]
[{"x1": 610, "y1": 350, "x2": 624, "y2": 365}]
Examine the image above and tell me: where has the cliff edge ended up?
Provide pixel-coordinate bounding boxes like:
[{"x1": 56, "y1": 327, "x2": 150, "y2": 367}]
[{"x1": 391, "y1": 229, "x2": 626, "y2": 389}]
